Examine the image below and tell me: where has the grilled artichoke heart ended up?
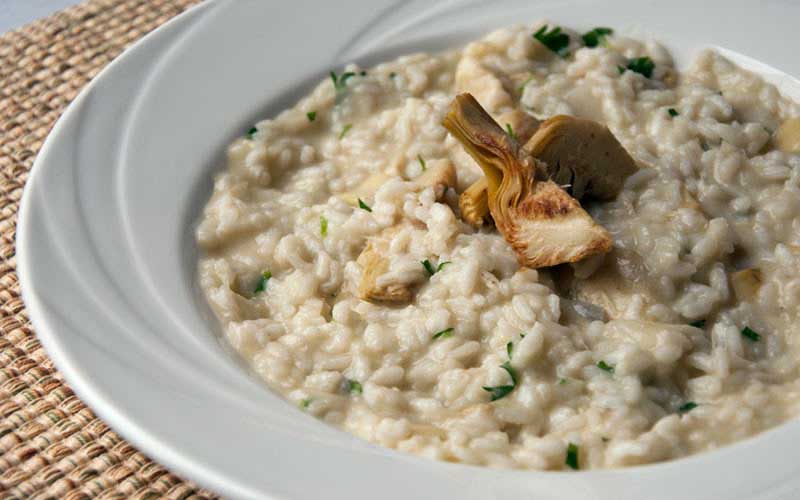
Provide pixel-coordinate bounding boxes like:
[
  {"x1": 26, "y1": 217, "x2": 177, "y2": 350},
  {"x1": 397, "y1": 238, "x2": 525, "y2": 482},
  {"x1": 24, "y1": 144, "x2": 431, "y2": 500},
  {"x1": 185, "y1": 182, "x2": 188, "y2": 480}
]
[
  {"x1": 444, "y1": 93, "x2": 612, "y2": 268},
  {"x1": 458, "y1": 107, "x2": 637, "y2": 227}
]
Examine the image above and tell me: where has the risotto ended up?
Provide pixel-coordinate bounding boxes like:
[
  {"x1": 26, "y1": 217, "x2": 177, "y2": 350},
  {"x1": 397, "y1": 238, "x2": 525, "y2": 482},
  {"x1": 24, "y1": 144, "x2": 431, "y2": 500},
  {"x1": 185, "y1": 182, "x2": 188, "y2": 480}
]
[{"x1": 196, "y1": 23, "x2": 800, "y2": 470}]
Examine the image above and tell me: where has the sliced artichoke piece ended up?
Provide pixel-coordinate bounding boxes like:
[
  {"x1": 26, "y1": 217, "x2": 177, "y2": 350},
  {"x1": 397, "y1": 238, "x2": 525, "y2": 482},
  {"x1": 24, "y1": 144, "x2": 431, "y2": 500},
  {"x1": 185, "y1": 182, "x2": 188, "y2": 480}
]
[
  {"x1": 414, "y1": 159, "x2": 457, "y2": 200},
  {"x1": 775, "y1": 117, "x2": 800, "y2": 153},
  {"x1": 454, "y1": 55, "x2": 512, "y2": 114},
  {"x1": 340, "y1": 171, "x2": 392, "y2": 205},
  {"x1": 443, "y1": 93, "x2": 612, "y2": 268},
  {"x1": 459, "y1": 177, "x2": 491, "y2": 227},
  {"x1": 357, "y1": 225, "x2": 416, "y2": 303},
  {"x1": 569, "y1": 251, "x2": 647, "y2": 320},
  {"x1": 523, "y1": 114, "x2": 638, "y2": 200},
  {"x1": 460, "y1": 110, "x2": 541, "y2": 227}
]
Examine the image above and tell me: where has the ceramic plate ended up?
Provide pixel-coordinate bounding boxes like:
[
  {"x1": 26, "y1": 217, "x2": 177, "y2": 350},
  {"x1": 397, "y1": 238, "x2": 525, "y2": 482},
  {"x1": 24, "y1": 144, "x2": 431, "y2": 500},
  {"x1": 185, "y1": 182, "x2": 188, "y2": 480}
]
[{"x1": 17, "y1": 0, "x2": 800, "y2": 498}]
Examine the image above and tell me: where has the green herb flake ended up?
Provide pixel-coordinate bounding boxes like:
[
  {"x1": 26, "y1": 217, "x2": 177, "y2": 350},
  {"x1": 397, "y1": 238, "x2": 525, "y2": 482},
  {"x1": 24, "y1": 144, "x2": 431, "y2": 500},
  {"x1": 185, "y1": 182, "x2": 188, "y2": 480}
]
[
  {"x1": 360, "y1": 70, "x2": 367, "y2": 76},
  {"x1": 626, "y1": 57, "x2": 655, "y2": 78},
  {"x1": 300, "y1": 398, "x2": 312, "y2": 409},
  {"x1": 601, "y1": 436, "x2": 610, "y2": 443},
  {"x1": 507, "y1": 341, "x2": 514, "y2": 359},
  {"x1": 345, "y1": 379, "x2": 363, "y2": 395},
  {"x1": 307, "y1": 111, "x2": 317, "y2": 122},
  {"x1": 389, "y1": 72, "x2": 397, "y2": 79},
  {"x1": 502, "y1": 362, "x2": 517, "y2": 384},
  {"x1": 247, "y1": 126, "x2": 258, "y2": 139},
  {"x1": 432, "y1": 327, "x2": 454, "y2": 340},
  {"x1": 559, "y1": 378, "x2": 568, "y2": 385},
  {"x1": 339, "y1": 123, "x2": 353, "y2": 139},
  {"x1": 690, "y1": 319, "x2": 706, "y2": 329},
  {"x1": 423, "y1": 259, "x2": 450, "y2": 276},
  {"x1": 668, "y1": 108, "x2": 679, "y2": 117},
  {"x1": 566, "y1": 442, "x2": 579, "y2": 470},
  {"x1": 330, "y1": 71, "x2": 356, "y2": 91},
  {"x1": 742, "y1": 326, "x2": 761, "y2": 342},
  {"x1": 505, "y1": 123, "x2": 518, "y2": 141},
  {"x1": 320, "y1": 215, "x2": 328, "y2": 237},
  {"x1": 678, "y1": 401, "x2": 698, "y2": 414},
  {"x1": 597, "y1": 360, "x2": 615, "y2": 373},
  {"x1": 482, "y1": 361, "x2": 518, "y2": 401},
  {"x1": 418, "y1": 154, "x2": 427, "y2": 171},
  {"x1": 517, "y1": 75, "x2": 534, "y2": 95},
  {"x1": 617, "y1": 65, "x2": 626, "y2": 75},
  {"x1": 581, "y1": 27, "x2": 613, "y2": 48},
  {"x1": 483, "y1": 385, "x2": 514, "y2": 401},
  {"x1": 357, "y1": 198, "x2": 372, "y2": 212},
  {"x1": 253, "y1": 270, "x2": 272, "y2": 294},
  {"x1": 533, "y1": 25, "x2": 570, "y2": 58}
]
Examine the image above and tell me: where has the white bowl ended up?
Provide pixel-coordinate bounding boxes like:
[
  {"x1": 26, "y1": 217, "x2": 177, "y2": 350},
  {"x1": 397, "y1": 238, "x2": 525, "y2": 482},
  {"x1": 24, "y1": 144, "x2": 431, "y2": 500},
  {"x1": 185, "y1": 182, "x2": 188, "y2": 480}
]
[{"x1": 17, "y1": 0, "x2": 800, "y2": 498}]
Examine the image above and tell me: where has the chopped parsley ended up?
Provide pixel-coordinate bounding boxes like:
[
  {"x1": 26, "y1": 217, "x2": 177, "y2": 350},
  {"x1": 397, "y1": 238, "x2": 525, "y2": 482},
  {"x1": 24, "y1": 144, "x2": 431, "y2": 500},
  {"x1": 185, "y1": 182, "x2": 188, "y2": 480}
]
[
  {"x1": 247, "y1": 126, "x2": 258, "y2": 139},
  {"x1": 678, "y1": 401, "x2": 698, "y2": 414},
  {"x1": 389, "y1": 72, "x2": 397, "y2": 79},
  {"x1": 566, "y1": 442, "x2": 579, "y2": 470},
  {"x1": 339, "y1": 123, "x2": 353, "y2": 139},
  {"x1": 359, "y1": 70, "x2": 367, "y2": 76},
  {"x1": 357, "y1": 198, "x2": 372, "y2": 212},
  {"x1": 559, "y1": 378, "x2": 568, "y2": 385},
  {"x1": 417, "y1": 154, "x2": 427, "y2": 171},
  {"x1": 581, "y1": 27, "x2": 613, "y2": 47},
  {"x1": 741, "y1": 326, "x2": 761, "y2": 342},
  {"x1": 517, "y1": 75, "x2": 534, "y2": 95},
  {"x1": 533, "y1": 25, "x2": 570, "y2": 58},
  {"x1": 690, "y1": 319, "x2": 706, "y2": 329},
  {"x1": 432, "y1": 327, "x2": 454, "y2": 340},
  {"x1": 668, "y1": 108, "x2": 679, "y2": 117},
  {"x1": 320, "y1": 215, "x2": 328, "y2": 236},
  {"x1": 505, "y1": 123, "x2": 518, "y2": 141},
  {"x1": 345, "y1": 379, "x2": 363, "y2": 395},
  {"x1": 597, "y1": 360, "x2": 615, "y2": 373},
  {"x1": 422, "y1": 259, "x2": 450, "y2": 276},
  {"x1": 506, "y1": 341, "x2": 514, "y2": 359},
  {"x1": 626, "y1": 57, "x2": 655, "y2": 78},
  {"x1": 330, "y1": 70, "x2": 355, "y2": 92},
  {"x1": 307, "y1": 111, "x2": 317, "y2": 122},
  {"x1": 300, "y1": 398, "x2": 312, "y2": 409},
  {"x1": 482, "y1": 361, "x2": 517, "y2": 402},
  {"x1": 253, "y1": 270, "x2": 272, "y2": 294},
  {"x1": 617, "y1": 65, "x2": 626, "y2": 75},
  {"x1": 601, "y1": 436, "x2": 610, "y2": 443}
]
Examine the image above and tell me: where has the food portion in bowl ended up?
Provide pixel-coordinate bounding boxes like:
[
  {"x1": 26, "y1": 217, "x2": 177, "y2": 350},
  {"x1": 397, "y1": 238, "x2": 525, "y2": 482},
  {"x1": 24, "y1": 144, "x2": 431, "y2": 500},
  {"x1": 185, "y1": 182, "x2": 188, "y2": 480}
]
[{"x1": 196, "y1": 22, "x2": 800, "y2": 470}]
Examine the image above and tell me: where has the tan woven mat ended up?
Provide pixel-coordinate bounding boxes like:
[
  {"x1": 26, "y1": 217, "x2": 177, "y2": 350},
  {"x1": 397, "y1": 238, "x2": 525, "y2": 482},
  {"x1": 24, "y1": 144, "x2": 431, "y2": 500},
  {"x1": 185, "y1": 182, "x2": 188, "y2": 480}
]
[{"x1": 0, "y1": 1, "x2": 222, "y2": 498}]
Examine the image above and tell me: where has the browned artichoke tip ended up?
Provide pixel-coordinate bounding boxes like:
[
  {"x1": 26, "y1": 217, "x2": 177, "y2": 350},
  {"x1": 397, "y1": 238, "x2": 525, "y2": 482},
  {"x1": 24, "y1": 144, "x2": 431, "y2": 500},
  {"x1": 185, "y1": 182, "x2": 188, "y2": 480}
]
[
  {"x1": 459, "y1": 110, "x2": 541, "y2": 226},
  {"x1": 523, "y1": 115, "x2": 639, "y2": 200},
  {"x1": 459, "y1": 177, "x2": 491, "y2": 227},
  {"x1": 443, "y1": 93, "x2": 612, "y2": 268}
]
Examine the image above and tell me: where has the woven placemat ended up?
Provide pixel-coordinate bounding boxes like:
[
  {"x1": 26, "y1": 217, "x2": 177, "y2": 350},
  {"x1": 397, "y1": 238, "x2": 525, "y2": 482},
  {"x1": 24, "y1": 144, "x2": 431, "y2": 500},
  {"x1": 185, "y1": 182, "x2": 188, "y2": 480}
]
[{"x1": 0, "y1": 1, "x2": 223, "y2": 498}]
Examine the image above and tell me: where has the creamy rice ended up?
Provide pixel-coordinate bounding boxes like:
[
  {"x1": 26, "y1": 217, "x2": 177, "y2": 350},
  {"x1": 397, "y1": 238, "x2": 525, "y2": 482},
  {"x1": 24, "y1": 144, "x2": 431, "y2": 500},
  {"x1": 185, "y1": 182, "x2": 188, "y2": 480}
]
[{"x1": 196, "y1": 23, "x2": 800, "y2": 469}]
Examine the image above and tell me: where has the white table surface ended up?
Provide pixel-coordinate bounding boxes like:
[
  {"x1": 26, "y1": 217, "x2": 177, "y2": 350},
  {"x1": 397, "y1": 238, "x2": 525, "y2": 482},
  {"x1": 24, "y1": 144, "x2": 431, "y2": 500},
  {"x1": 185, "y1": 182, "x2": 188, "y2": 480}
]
[{"x1": 0, "y1": 0, "x2": 80, "y2": 33}]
